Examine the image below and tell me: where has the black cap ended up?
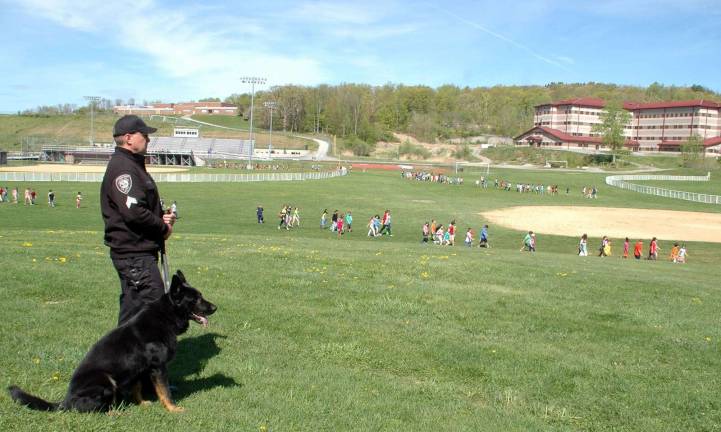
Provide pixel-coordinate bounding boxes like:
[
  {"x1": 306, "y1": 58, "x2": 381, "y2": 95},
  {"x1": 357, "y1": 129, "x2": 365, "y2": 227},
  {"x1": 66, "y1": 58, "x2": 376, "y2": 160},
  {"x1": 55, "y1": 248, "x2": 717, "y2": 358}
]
[{"x1": 113, "y1": 115, "x2": 158, "y2": 137}]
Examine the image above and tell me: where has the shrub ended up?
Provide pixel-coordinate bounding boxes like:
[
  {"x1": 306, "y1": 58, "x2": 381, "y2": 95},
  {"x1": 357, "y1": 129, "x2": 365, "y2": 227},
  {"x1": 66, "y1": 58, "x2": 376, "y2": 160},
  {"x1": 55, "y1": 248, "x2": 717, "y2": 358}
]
[{"x1": 398, "y1": 140, "x2": 431, "y2": 159}]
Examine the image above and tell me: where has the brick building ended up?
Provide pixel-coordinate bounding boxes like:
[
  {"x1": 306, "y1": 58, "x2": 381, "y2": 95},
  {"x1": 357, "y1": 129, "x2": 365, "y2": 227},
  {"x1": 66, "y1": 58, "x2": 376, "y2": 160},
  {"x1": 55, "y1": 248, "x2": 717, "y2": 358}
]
[
  {"x1": 113, "y1": 101, "x2": 238, "y2": 116},
  {"x1": 515, "y1": 97, "x2": 721, "y2": 153}
]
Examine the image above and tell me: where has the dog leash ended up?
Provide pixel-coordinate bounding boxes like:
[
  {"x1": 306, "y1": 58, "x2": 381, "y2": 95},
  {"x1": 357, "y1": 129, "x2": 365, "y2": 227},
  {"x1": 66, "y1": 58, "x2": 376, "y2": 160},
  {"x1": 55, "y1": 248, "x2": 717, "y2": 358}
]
[{"x1": 161, "y1": 240, "x2": 171, "y2": 295}]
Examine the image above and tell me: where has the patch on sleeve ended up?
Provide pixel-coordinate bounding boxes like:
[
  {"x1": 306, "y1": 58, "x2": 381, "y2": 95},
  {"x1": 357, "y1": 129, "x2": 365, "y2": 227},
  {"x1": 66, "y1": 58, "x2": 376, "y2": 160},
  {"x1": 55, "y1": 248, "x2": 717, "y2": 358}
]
[
  {"x1": 114, "y1": 174, "x2": 132, "y2": 194},
  {"x1": 126, "y1": 196, "x2": 138, "y2": 209}
]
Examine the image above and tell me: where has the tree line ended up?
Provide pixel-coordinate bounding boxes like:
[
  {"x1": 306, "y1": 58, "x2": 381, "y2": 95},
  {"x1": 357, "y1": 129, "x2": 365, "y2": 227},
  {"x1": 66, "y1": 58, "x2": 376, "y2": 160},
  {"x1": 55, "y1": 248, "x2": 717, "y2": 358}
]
[{"x1": 19, "y1": 82, "x2": 720, "y2": 149}]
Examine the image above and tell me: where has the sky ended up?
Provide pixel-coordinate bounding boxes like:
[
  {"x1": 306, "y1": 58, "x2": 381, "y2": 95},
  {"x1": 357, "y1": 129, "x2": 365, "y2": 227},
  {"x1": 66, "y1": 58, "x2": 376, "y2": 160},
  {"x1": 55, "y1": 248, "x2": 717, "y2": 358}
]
[{"x1": 2, "y1": 0, "x2": 721, "y2": 112}]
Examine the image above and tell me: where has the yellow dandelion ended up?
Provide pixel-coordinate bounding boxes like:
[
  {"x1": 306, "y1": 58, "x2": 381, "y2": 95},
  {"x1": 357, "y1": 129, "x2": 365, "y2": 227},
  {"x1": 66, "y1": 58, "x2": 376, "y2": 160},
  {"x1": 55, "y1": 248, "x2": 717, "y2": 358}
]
[
  {"x1": 556, "y1": 272, "x2": 568, "y2": 277},
  {"x1": 421, "y1": 271, "x2": 430, "y2": 279},
  {"x1": 32, "y1": 258, "x2": 37, "y2": 263},
  {"x1": 58, "y1": 257, "x2": 67, "y2": 263},
  {"x1": 22, "y1": 242, "x2": 33, "y2": 247},
  {"x1": 705, "y1": 337, "x2": 712, "y2": 342},
  {"x1": 375, "y1": 252, "x2": 382, "y2": 256},
  {"x1": 32, "y1": 357, "x2": 40, "y2": 365},
  {"x1": 52, "y1": 372, "x2": 60, "y2": 381}
]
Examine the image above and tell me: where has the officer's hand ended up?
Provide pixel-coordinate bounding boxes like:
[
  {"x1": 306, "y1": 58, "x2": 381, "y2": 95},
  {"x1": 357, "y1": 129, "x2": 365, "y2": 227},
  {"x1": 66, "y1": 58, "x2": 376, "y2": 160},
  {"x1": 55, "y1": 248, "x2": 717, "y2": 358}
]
[
  {"x1": 164, "y1": 223, "x2": 173, "y2": 240},
  {"x1": 163, "y1": 212, "x2": 176, "y2": 226}
]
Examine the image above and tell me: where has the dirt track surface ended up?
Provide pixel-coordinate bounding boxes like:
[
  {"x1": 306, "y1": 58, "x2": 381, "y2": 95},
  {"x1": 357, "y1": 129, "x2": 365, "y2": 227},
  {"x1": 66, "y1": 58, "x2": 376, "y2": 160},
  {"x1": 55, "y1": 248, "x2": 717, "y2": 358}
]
[
  {"x1": 0, "y1": 165, "x2": 188, "y2": 173},
  {"x1": 481, "y1": 206, "x2": 721, "y2": 243}
]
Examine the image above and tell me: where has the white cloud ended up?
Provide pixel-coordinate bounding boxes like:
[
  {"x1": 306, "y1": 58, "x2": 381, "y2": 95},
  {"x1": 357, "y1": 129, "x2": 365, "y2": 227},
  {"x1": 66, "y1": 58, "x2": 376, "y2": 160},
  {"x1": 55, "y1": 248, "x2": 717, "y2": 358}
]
[{"x1": 12, "y1": 0, "x2": 330, "y2": 94}]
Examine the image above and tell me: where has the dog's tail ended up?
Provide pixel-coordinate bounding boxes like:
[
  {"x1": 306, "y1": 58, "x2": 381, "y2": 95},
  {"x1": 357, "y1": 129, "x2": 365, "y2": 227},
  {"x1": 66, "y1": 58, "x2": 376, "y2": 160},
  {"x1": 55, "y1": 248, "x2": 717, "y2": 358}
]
[{"x1": 8, "y1": 385, "x2": 60, "y2": 411}]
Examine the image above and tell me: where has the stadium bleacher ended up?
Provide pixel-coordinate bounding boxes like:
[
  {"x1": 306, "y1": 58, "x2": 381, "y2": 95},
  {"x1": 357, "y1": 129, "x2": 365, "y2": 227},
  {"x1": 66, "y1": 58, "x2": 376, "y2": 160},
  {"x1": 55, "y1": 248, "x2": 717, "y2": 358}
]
[
  {"x1": 148, "y1": 137, "x2": 252, "y2": 159},
  {"x1": 40, "y1": 136, "x2": 254, "y2": 166}
]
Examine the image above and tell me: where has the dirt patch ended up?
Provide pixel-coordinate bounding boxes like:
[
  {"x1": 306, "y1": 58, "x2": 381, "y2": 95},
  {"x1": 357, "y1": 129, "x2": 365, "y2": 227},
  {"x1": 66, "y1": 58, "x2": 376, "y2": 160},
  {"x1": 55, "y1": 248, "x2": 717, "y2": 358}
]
[
  {"x1": 0, "y1": 164, "x2": 189, "y2": 173},
  {"x1": 374, "y1": 133, "x2": 462, "y2": 163},
  {"x1": 481, "y1": 206, "x2": 721, "y2": 243}
]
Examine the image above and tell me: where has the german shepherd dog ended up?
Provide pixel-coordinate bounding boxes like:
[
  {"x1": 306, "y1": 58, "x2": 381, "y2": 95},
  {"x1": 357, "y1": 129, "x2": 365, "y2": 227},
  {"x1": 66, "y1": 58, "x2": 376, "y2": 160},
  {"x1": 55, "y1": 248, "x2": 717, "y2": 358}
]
[{"x1": 8, "y1": 270, "x2": 216, "y2": 413}]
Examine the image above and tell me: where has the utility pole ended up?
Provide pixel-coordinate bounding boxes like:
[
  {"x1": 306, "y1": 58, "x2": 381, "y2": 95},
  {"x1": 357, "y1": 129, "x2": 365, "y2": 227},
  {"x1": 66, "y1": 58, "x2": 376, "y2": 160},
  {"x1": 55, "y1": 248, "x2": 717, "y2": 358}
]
[
  {"x1": 264, "y1": 101, "x2": 277, "y2": 160},
  {"x1": 84, "y1": 96, "x2": 101, "y2": 146},
  {"x1": 240, "y1": 77, "x2": 266, "y2": 169}
]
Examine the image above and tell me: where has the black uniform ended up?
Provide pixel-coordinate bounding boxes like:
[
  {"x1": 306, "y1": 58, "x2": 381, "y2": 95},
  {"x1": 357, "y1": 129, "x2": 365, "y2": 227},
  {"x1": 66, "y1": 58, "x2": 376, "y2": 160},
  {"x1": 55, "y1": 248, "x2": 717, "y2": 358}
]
[{"x1": 101, "y1": 146, "x2": 169, "y2": 325}]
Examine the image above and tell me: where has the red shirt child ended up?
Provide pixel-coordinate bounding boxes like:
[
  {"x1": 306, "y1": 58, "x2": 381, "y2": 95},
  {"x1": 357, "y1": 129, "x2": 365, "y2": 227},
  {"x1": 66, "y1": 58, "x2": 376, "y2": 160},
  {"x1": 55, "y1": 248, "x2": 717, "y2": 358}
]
[
  {"x1": 633, "y1": 241, "x2": 643, "y2": 259},
  {"x1": 336, "y1": 218, "x2": 344, "y2": 236},
  {"x1": 623, "y1": 239, "x2": 629, "y2": 258}
]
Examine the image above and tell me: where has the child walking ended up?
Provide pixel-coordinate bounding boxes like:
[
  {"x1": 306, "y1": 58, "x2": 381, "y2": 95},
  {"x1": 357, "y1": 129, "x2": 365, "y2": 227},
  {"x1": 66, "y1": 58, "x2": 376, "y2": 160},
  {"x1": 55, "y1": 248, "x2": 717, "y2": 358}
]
[{"x1": 464, "y1": 228, "x2": 473, "y2": 247}]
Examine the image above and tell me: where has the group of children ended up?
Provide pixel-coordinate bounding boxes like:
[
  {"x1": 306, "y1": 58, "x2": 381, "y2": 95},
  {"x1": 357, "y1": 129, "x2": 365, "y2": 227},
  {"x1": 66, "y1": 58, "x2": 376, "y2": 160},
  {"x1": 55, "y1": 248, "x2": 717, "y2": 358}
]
[
  {"x1": 582, "y1": 186, "x2": 599, "y2": 199},
  {"x1": 275, "y1": 205, "x2": 301, "y2": 230},
  {"x1": 0, "y1": 186, "x2": 83, "y2": 208},
  {"x1": 366, "y1": 210, "x2": 392, "y2": 237},
  {"x1": 421, "y1": 220, "x2": 490, "y2": 248},
  {"x1": 259, "y1": 203, "x2": 690, "y2": 264},
  {"x1": 579, "y1": 235, "x2": 688, "y2": 263},
  {"x1": 473, "y1": 177, "x2": 568, "y2": 196},
  {"x1": 320, "y1": 209, "x2": 353, "y2": 238},
  {"x1": 401, "y1": 171, "x2": 464, "y2": 185}
]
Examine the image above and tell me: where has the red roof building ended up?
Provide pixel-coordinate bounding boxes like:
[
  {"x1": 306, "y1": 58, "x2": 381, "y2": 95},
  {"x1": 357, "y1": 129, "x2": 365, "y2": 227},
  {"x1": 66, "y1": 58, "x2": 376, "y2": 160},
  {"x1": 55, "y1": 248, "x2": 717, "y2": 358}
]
[
  {"x1": 113, "y1": 101, "x2": 238, "y2": 116},
  {"x1": 516, "y1": 98, "x2": 721, "y2": 152}
]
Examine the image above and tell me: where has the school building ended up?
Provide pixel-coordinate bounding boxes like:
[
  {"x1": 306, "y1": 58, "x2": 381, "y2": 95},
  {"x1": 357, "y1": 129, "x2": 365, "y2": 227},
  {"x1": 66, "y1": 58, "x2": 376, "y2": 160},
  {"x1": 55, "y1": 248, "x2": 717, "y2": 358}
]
[
  {"x1": 113, "y1": 101, "x2": 238, "y2": 116},
  {"x1": 514, "y1": 97, "x2": 721, "y2": 153}
]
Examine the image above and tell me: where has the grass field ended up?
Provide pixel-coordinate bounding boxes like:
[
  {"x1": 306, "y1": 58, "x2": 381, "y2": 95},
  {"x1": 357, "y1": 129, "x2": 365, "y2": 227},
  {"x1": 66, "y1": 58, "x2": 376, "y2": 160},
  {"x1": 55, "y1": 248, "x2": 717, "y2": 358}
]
[
  {"x1": 634, "y1": 180, "x2": 721, "y2": 194},
  {"x1": 0, "y1": 114, "x2": 314, "y2": 151},
  {"x1": 1, "y1": 168, "x2": 720, "y2": 431}
]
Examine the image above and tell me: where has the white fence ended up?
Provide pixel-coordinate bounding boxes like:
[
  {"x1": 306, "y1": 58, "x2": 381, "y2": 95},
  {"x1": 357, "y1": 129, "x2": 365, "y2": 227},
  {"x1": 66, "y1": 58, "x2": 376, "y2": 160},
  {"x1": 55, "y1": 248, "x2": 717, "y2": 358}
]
[
  {"x1": 605, "y1": 172, "x2": 721, "y2": 205},
  {"x1": 0, "y1": 169, "x2": 347, "y2": 183}
]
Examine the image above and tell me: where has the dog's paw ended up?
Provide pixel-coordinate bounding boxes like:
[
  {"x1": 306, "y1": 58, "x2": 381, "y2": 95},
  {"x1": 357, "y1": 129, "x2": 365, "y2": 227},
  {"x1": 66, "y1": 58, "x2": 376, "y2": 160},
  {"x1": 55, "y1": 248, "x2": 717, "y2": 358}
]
[{"x1": 166, "y1": 405, "x2": 185, "y2": 413}]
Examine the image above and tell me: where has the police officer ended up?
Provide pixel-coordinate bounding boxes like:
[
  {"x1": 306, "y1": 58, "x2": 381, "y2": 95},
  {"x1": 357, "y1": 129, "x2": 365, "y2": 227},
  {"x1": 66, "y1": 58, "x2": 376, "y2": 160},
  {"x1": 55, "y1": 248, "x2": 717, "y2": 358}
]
[{"x1": 101, "y1": 115, "x2": 176, "y2": 325}]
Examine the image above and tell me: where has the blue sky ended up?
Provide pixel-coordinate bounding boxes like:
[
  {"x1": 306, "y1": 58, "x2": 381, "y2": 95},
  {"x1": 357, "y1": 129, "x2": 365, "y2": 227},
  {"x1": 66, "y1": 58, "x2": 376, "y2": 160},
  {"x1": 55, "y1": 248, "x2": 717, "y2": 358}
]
[{"x1": 2, "y1": 0, "x2": 720, "y2": 112}]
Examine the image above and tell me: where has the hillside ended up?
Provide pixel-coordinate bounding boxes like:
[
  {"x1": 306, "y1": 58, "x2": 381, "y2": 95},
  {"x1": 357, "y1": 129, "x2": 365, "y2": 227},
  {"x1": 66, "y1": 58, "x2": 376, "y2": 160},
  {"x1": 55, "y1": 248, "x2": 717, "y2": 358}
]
[{"x1": 0, "y1": 114, "x2": 312, "y2": 152}]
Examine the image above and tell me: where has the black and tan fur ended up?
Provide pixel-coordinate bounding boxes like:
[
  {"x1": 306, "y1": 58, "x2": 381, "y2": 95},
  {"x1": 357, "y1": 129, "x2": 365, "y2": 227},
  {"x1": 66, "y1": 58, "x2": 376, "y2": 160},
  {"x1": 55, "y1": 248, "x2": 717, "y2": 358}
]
[{"x1": 8, "y1": 270, "x2": 216, "y2": 413}]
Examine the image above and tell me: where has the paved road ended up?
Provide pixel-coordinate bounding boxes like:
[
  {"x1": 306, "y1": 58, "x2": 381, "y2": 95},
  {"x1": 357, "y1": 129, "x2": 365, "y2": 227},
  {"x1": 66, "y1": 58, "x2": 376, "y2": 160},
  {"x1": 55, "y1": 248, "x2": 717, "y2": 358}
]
[{"x1": 297, "y1": 136, "x2": 332, "y2": 160}]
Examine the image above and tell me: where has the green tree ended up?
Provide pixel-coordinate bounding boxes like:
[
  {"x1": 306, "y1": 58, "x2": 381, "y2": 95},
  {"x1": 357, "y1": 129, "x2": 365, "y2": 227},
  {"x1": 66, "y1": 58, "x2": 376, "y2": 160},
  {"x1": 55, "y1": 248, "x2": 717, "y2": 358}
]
[
  {"x1": 592, "y1": 102, "x2": 631, "y2": 165},
  {"x1": 681, "y1": 134, "x2": 704, "y2": 166}
]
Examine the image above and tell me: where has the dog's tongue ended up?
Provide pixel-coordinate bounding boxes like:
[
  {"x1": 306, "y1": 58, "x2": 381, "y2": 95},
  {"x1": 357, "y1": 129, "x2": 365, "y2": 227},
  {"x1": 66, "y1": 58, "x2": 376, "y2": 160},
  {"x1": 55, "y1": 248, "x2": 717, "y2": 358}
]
[{"x1": 192, "y1": 314, "x2": 209, "y2": 328}]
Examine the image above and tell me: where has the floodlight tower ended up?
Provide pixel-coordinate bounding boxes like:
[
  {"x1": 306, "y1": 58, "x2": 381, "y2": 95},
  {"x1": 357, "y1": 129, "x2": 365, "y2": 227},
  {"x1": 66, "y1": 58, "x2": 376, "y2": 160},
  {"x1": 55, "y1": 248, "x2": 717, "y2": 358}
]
[
  {"x1": 240, "y1": 77, "x2": 266, "y2": 168},
  {"x1": 263, "y1": 101, "x2": 277, "y2": 160},
  {"x1": 84, "y1": 96, "x2": 101, "y2": 146}
]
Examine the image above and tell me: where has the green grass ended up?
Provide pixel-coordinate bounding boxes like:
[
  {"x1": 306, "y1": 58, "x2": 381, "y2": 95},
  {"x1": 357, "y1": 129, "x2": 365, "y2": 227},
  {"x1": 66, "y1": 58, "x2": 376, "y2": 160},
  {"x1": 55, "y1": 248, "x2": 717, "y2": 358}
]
[
  {"x1": 0, "y1": 114, "x2": 314, "y2": 151},
  {"x1": 1, "y1": 169, "x2": 720, "y2": 431},
  {"x1": 190, "y1": 114, "x2": 250, "y2": 129},
  {"x1": 633, "y1": 180, "x2": 721, "y2": 195}
]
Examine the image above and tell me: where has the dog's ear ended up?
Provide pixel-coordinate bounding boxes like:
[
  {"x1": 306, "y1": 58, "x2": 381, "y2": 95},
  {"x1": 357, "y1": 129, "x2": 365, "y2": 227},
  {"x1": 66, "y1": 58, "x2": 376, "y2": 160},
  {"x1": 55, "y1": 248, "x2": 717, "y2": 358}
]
[
  {"x1": 170, "y1": 273, "x2": 183, "y2": 294},
  {"x1": 175, "y1": 270, "x2": 186, "y2": 282}
]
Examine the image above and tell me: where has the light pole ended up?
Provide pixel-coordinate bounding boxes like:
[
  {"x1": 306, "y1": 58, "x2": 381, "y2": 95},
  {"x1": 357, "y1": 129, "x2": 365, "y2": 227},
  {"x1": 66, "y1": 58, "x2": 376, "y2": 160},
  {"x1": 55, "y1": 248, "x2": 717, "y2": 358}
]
[
  {"x1": 264, "y1": 101, "x2": 276, "y2": 160},
  {"x1": 84, "y1": 96, "x2": 101, "y2": 146},
  {"x1": 240, "y1": 77, "x2": 266, "y2": 169}
]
